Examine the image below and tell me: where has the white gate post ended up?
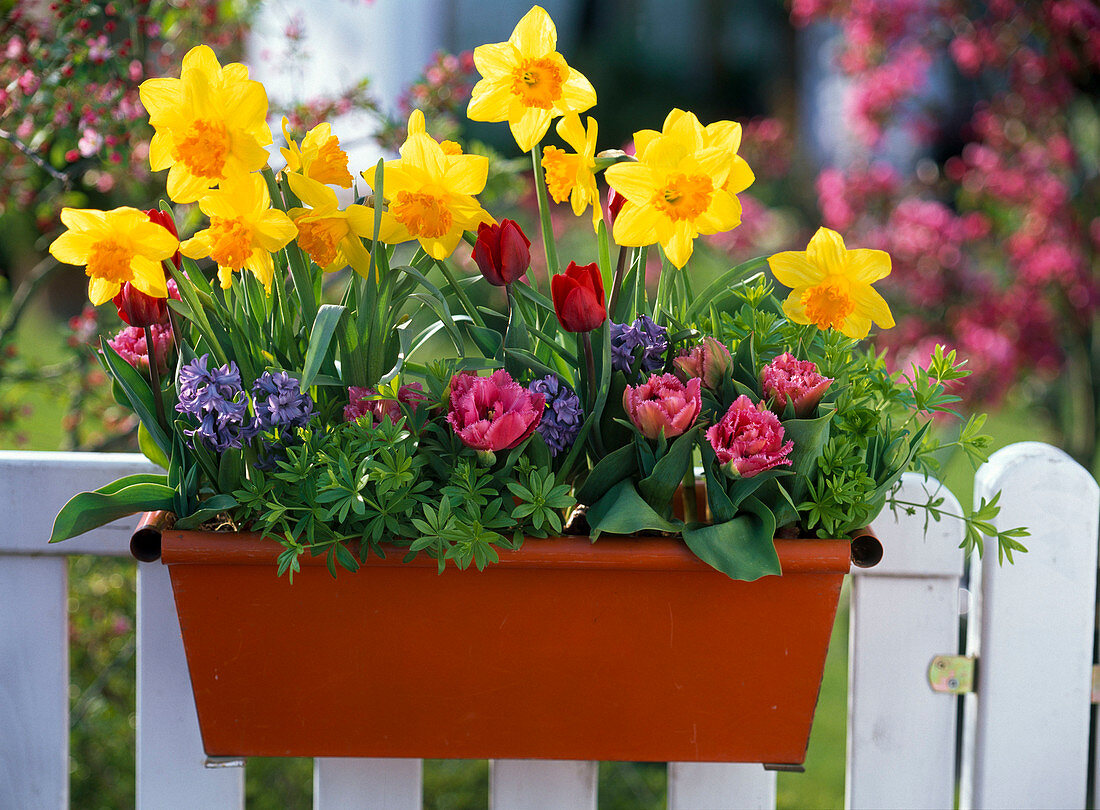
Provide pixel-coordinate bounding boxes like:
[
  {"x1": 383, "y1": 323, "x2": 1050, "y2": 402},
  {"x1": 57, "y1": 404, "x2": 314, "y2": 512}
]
[
  {"x1": 960, "y1": 442, "x2": 1099, "y2": 810},
  {"x1": 313, "y1": 758, "x2": 422, "y2": 810},
  {"x1": 490, "y1": 760, "x2": 598, "y2": 810},
  {"x1": 847, "y1": 472, "x2": 965, "y2": 810},
  {"x1": 667, "y1": 762, "x2": 776, "y2": 810}
]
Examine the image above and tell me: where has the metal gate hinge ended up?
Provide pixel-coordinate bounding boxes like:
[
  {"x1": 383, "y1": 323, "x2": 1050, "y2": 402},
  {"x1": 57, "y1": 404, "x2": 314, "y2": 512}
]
[{"x1": 928, "y1": 655, "x2": 975, "y2": 694}]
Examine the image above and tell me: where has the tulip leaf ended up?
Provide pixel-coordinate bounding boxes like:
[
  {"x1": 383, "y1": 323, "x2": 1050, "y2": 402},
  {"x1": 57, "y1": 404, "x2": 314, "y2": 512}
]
[
  {"x1": 586, "y1": 479, "x2": 683, "y2": 542},
  {"x1": 780, "y1": 410, "x2": 833, "y2": 507},
  {"x1": 51, "y1": 478, "x2": 175, "y2": 543},
  {"x1": 681, "y1": 496, "x2": 780, "y2": 581},
  {"x1": 503, "y1": 348, "x2": 559, "y2": 381},
  {"x1": 301, "y1": 304, "x2": 346, "y2": 390},
  {"x1": 138, "y1": 422, "x2": 169, "y2": 470},
  {"x1": 638, "y1": 427, "x2": 699, "y2": 511},
  {"x1": 575, "y1": 443, "x2": 637, "y2": 505},
  {"x1": 173, "y1": 494, "x2": 239, "y2": 530},
  {"x1": 100, "y1": 338, "x2": 171, "y2": 457},
  {"x1": 466, "y1": 323, "x2": 504, "y2": 358}
]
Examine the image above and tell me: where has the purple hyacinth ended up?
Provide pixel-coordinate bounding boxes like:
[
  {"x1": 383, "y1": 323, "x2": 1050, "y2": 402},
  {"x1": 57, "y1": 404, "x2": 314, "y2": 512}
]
[
  {"x1": 610, "y1": 315, "x2": 669, "y2": 375},
  {"x1": 175, "y1": 355, "x2": 253, "y2": 452},
  {"x1": 528, "y1": 375, "x2": 583, "y2": 457},
  {"x1": 252, "y1": 371, "x2": 314, "y2": 432}
]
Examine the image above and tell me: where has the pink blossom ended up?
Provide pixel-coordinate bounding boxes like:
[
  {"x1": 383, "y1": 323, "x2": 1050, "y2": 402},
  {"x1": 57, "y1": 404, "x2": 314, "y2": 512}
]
[
  {"x1": 706, "y1": 396, "x2": 794, "y2": 479},
  {"x1": 107, "y1": 324, "x2": 173, "y2": 374},
  {"x1": 622, "y1": 373, "x2": 702, "y2": 441},
  {"x1": 78, "y1": 128, "x2": 102, "y2": 158},
  {"x1": 345, "y1": 383, "x2": 427, "y2": 426},
  {"x1": 17, "y1": 70, "x2": 39, "y2": 96},
  {"x1": 761, "y1": 353, "x2": 834, "y2": 417},
  {"x1": 673, "y1": 337, "x2": 732, "y2": 391},
  {"x1": 446, "y1": 371, "x2": 544, "y2": 452}
]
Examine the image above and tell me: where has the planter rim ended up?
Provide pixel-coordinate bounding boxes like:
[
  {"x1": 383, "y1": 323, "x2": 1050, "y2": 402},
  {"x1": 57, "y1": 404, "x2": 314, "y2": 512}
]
[{"x1": 154, "y1": 527, "x2": 854, "y2": 574}]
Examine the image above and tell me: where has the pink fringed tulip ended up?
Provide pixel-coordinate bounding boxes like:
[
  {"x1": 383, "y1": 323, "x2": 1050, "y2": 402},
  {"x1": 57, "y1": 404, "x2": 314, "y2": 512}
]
[
  {"x1": 447, "y1": 370, "x2": 545, "y2": 452},
  {"x1": 622, "y1": 373, "x2": 702, "y2": 440},
  {"x1": 673, "y1": 336, "x2": 732, "y2": 390},
  {"x1": 345, "y1": 383, "x2": 427, "y2": 425},
  {"x1": 706, "y1": 395, "x2": 793, "y2": 478},
  {"x1": 761, "y1": 352, "x2": 834, "y2": 417},
  {"x1": 107, "y1": 323, "x2": 173, "y2": 374}
]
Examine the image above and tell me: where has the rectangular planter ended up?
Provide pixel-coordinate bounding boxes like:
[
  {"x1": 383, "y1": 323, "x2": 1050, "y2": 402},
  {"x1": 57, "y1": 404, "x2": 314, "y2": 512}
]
[{"x1": 152, "y1": 527, "x2": 852, "y2": 764}]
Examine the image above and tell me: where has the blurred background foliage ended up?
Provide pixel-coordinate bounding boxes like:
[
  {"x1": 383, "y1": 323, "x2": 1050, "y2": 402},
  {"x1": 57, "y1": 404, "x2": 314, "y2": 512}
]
[{"x1": 2, "y1": 0, "x2": 1093, "y2": 806}]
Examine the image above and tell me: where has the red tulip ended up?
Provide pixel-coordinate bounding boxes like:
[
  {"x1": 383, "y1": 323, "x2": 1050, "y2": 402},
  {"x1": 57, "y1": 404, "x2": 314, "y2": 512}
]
[
  {"x1": 472, "y1": 219, "x2": 530, "y2": 286},
  {"x1": 551, "y1": 261, "x2": 606, "y2": 332}
]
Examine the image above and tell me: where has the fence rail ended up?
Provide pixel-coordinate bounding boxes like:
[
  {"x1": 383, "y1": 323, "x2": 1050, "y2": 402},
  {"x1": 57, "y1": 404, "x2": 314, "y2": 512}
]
[{"x1": 1, "y1": 444, "x2": 1097, "y2": 809}]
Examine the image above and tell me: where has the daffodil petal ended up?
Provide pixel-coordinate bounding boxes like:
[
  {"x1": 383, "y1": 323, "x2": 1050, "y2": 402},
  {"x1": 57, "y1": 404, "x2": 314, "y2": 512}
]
[
  {"x1": 244, "y1": 248, "x2": 274, "y2": 289},
  {"x1": 511, "y1": 5, "x2": 557, "y2": 55},
  {"x1": 697, "y1": 190, "x2": 742, "y2": 234},
  {"x1": 806, "y1": 227, "x2": 848, "y2": 275},
  {"x1": 846, "y1": 248, "x2": 892, "y2": 284},
  {"x1": 768, "y1": 250, "x2": 825, "y2": 288},
  {"x1": 613, "y1": 202, "x2": 661, "y2": 247},
  {"x1": 558, "y1": 69, "x2": 596, "y2": 114},
  {"x1": 49, "y1": 231, "x2": 95, "y2": 265},
  {"x1": 663, "y1": 222, "x2": 696, "y2": 269},
  {"x1": 59, "y1": 208, "x2": 110, "y2": 234},
  {"x1": 129, "y1": 257, "x2": 169, "y2": 298},
  {"x1": 467, "y1": 79, "x2": 512, "y2": 122},
  {"x1": 138, "y1": 78, "x2": 184, "y2": 125},
  {"x1": 254, "y1": 211, "x2": 298, "y2": 252},
  {"x1": 852, "y1": 283, "x2": 895, "y2": 329},
  {"x1": 840, "y1": 313, "x2": 873, "y2": 340},
  {"x1": 473, "y1": 42, "x2": 517, "y2": 78},
  {"x1": 604, "y1": 163, "x2": 656, "y2": 206},
  {"x1": 165, "y1": 163, "x2": 210, "y2": 204},
  {"x1": 442, "y1": 153, "x2": 490, "y2": 196},
  {"x1": 724, "y1": 156, "x2": 755, "y2": 195},
  {"x1": 88, "y1": 276, "x2": 120, "y2": 306},
  {"x1": 782, "y1": 291, "x2": 811, "y2": 326},
  {"x1": 510, "y1": 107, "x2": 554, "y2": 153}
]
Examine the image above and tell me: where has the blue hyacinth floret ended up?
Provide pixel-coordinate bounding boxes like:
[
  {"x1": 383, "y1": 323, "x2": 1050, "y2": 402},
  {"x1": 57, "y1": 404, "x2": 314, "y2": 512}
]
[
  {"x1": 610, "y1": 315, "x2": 668, "y2": 375},
  {"x1": 176, "y1": 354, "x2": 253, "y2": 452},
  {"x1": 528, "y1": 375, "x2": 583, "y2": 457},
  {"x1": 251, "y1": 370, "x2": 314, "y2": 432}
]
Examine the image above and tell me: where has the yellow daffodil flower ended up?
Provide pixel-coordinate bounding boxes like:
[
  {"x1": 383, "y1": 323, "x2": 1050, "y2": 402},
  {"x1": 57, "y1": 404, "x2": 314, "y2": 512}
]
[
  {"x1": 139, "y1": 45, "x2": 273, "y2": 204},
  {"x1": 604, "y1": 109, "x2": 744, "y2": 269},
  {"x1": 467, "y1": 5, "x2": 596, "y2": 153},
  {"x1": 49, "y1": 207, "x2": 177, "y2": 305},
  {"x1": 541, "y1": 114, "x2": 601, "y2": 230},
  {"x1": 181, "y1": 173, "x2": 297, "y2": 290},
  {"x1": 281, "y1": 117, "x2": 353, "y2": 189},
  {"x1": 768, "y1": 227, "x2": 895, "y2": 339},
  {"x1": 286, "y1": 172, "x2": 373, "y2": 275},
  {"x1": 361, "y1": 110, "x2": 493, "y2": 260}
]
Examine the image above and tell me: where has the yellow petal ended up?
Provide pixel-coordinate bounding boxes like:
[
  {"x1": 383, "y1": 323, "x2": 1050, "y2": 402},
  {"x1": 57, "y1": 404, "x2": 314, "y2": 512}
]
[
  {"x1": 180, "y1": 45, "x2": 220, "y2": 81},
  {"x1": 473, "y1": 42, "x2": 517, "y2": 78},
  {"x1": 400, "y1": 133, "x2": 446, "y2": 179},
  {"x1": 49, "y1": 231, "x2": 95, "y2": 265},
  {"x1": 806, "y1": 227, "x2": 848, "y2": 276},
  {"x1": 511, "y1": 5, "x2": 557, "y2": 56},
  {"x1": 59, "y1": 208, "x2": 110, "y2": 236},
  {"x1": 217, "y1": 264, "x2": 235, "y2": 289},
  {"x1": 555, "y1": 114, "x2": 586, "y2": 153},
  {"x1": 222, "y1": 80, "x2": 269, "y2": 136},
  {"x1": 557, "y1": 68, "x2": 596, "y2": 115},
  {"x1": 166, "y1": 163, "x2": 211, "y2": 204},
  {"x1": 724, "y1": 156, "x2": 755, "y2": 195},
  {"x1": 510, "y1": 106, "x2": 554, "y2": 153},
  {"x1": 613, "y1": 203, "x2": 661, "y2": 247},
  {"x1": 180, "y1": 232, "x2": 212, "y2": 259},
  {"x1": 781, "y1": 291, "x2": 811, "y2": 326},
  {"x1": 128, "y1": 256, "x2": 169, "y2": 298},
  {"x1": 604, "y1": 163, "x2": 657, "y2": 205},
  {"x1": 633, "y1": 128, "x2": 661, "y2": 160},
  {"x1": 138, "y1": 78, "x2": 183, "y2": 125},
  {"x1": 663, "y1": 221, "x2": 696, "y2": 269},
  {"x1": 467, "y1": 79, "x2": 512, "y2": 122},
  {"x1": 88, "y1": 276, "x2": 120, "y2": 306},
  {"x1": 254, "y1": 211, "x2": 298, "y2": 252},
  {"x1": 839, "y1": 313, "x2": 873, "y2": 340},
  {"x1": 851, "y1": 283, "x2": 895, "y2": 330},
  {"x1": 442, "y1": 153, "x2": 489, "y2": 196},
  {"x1": 696, "y1": 190, "x2": 742, "y2": 235},
  {"x1": 344, "y1": 204, "x2": 376, "y2": 238},
  {"x1": 287, "y1": 172, "x2": 339, "y2": 210},
  {"x1": 149, "y1": 131, "x2": 174, "y2": 172},
  {"x1": 407, "y1": 109, "x2": 427, "y2": 136},
  {"x1": 768, "y1": 250, "x2": 825, "y2": 288},
  {"x1": 341, "y1": 233, "x2": 373, "y2": 277},
  {"x1": 244, "y1": 248, "x2": 274, "y2": 289},
  {"x1": 846, "y1": 248, "x2": 892, "y2": 284}
]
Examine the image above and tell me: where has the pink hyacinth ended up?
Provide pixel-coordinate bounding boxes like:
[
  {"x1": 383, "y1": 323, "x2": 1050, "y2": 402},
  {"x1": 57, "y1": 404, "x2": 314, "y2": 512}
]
[
  {"x1": 345, "y1": 383, "x2": 427, "y2": 426},
  {"x1": 106, "y1": 324, "x2": 173, "y2": 375},
  {"x1": 706, "y1": 395, "x2": 793, "y2": 479},
  {"x1": 761, "y1": 353, "x2": 834, "y2": 417},
  {"x1": 622, "y1": 373, "x2": 702, "y2": 441},
  {"x1": 673, "y1": 336, "x2": 732, "y2": 391},
  {"x1": 447, "y1": 371, "x2": 544, "y2": 452}
]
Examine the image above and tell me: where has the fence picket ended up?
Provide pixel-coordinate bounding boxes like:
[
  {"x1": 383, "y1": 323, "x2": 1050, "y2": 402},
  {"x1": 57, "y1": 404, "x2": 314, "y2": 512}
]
[
  {"x1": 136, "y1": 562, "x2": 245, "y2": 809},
  {"x1": 846, "y1": 472, "x2": 966, "y2": 810},
  {"x1": 0, "y1": 557, "x2": 69, "y2": 810},
  {"x1": 313, "y1": 758, "x2": 422, "y2": 810},
  {"x1": 490, "y1": 760, "x2": 597, "y2": 810},
  {"x1": 961, "y1": 442, "x2": 1099, "y2": 810},
  {"x1": 667, "y1": 762, "x2": 776, "y2": 809}
]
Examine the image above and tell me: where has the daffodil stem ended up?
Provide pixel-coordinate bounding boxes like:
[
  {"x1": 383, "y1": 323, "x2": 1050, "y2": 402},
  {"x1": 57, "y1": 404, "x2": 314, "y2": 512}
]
[
  {"x1": 531, "y1": 144, "x2": 560, "y2": 276},
  {"x1": 434, "y1": 259, "x2": 486, "y2": 328},
  {"x1": 608, "y1": 245, "x2": 630, "y2": 320},
  {"x1": 582, "y1": 331, "x2": 597, "y2": 411},
  {"x1": 143, "y1": 325, "x2": 169, "y2": 433}
]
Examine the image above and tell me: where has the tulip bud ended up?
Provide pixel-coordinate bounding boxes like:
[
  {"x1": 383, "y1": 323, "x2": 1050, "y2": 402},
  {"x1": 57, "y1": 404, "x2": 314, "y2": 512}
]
[
  {"x1": 144, "y1": 208, "x2": 181, "y2": 271},
  {"x1": 472, "y1": 219, "x2": 530, "y2": 286},
  {"x1": 551, "y1": 261, "x2": 606, "y2": 332},
  {"x1": 113, "y1": 283, "x2": 168, "y2": 327},
  {"x1": 674, "y1": 336, "x2": 732, "y2": 390}
]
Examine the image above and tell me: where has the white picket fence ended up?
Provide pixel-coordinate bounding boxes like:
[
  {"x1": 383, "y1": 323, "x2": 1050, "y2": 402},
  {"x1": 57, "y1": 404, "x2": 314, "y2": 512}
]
[{"x1": 1, "y1": 443, "x2": 1097, "y2": 810}]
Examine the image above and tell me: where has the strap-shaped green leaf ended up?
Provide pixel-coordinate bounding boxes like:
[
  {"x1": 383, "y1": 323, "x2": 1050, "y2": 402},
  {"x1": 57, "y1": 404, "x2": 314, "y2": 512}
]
[
  {"x1": 585, "y1": 479, "x2": 682, "y2": 542},
  {"x1": 100, "y1": 338, "x2": 171, "y2": 457},
  {"x1": 301, "y1": 304, "x2": 346, "y2": 390},
  {"x1": 51, "y1": 477, "x2": 174, "y2": 542},
  {"x1": 574, "y1": 443, "x2": 637, "y2": 505},
  {"x1": 638, "y1": 427, "x2": 699, "y2": 510}
]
